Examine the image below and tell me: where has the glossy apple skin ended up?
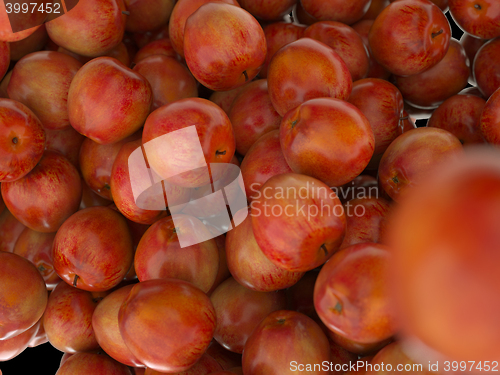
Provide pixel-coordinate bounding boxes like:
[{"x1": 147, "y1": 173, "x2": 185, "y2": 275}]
[
  {"x1": 304, "y1": 21, "x2": 370, "y2": 82},
  {"x1": 184, "y1": 3, "x2": 267, "y2": 91},
  {"x1": 242, "y1": 310, "x2": 331, "y2": 375},
  {"x1": 280, "y1": 97, "x2": 375, "y2": 187},
  {"x1": 46, "y1": 0, "x2": 126, "y2": 57},
  {"x1": 0, "y1": 98, "x2": 45, "y2": 182},
  {"x1": 228, "y1": 79, "x2": 281, "y2": 156},
  {"x1": 56, "y1": 352, "x2": 133, "y2": 375},
  {"x1": 7, "y1": 51, "x2": 83, "y2": 130},
  {"x1": 427, "y1": 94, "x2": 487, "y2": 144},
  {"x1": 350, "y1": 20, "x2": 391, "y2": 80},
  {"x1": 268, "y1": 37, "x2": 352, "y2": 117},
  {"x1": 251, "y1": 173, "x2": 347, "y2": 272},
  {"x1": 340, "y1": 197, "x2": 391, "y2": 250},
  {"x1": 473, "y1": 37, "x2": 500, "y2": 99},
  {"x1": 2, "y1": 150, "x2": 82, "y2": 232},
  {"x1": 142, "y1": 97, "x2": 235, "y2": 188},
  {"x1": 209, "y1": 83, "x2": 250, "y2": 114},
  {"x1": 449, "y1": 0, "x2": 500, "y2": 39},
  {"x1": 314, "y1": 242, "x2": 397, "y2": 344},
  {"x1": 387, "y1": 148, "x2": 500, "y2": 361},
  {"x1": 79, "y1": 132, "x2": 141, "y2": 200},
  {"x1": 460, "y1": 33, "x2": 489, "y2": 70},
  {"x1": 0, "y1": 41, "x2": 8, "y2": 81},
  {"x1": 124, "y1": 0, "x2": 174, "y2": 33},
  {"x1": 260, "y1": 22, "x2": 305, "y2": 78},
  {"x1": 211, "y1": 277, "x2": 287, "y2": 354},
  {"x1": 8, "y1": 24, "x2": 48, "y2": 61},
  {"x1": 92, "y1": 284, "x2": 143, "y2": 367},
  {"x1": 0, "y1": 252, "x2": 47, "y2": 340},
  {"x1": 226, "y1": 208, "x2": 303, "y2": 292},
  {"x1": 0, "y1": 319, "x2": 39, "y2": 361},
  {"x1": 168, "y1": 0, "x2": 240, "y2": 58},
  {"x1": 480, "y1": 87, "x2": 500, "y2": 144},
  {"x1": 133, "y1": 38, "x2": 179, "y2": 64},
  {"x1": 118, "y1": 278, "x2": 217, "y2": 373},
  {"x1": 368, "y1": 0, "x2": 451, "y2": 76},
  {"x1": 301, "y1": 0, "x2": 372, "y2": 24},
  {"x1": 206, "y1": 341, "x2": 243, "y2": 370},
  {"x1": 13, "y1": 227, "x2": 59, "y2": 290},
  {"x1": 0, "y1": 207, "x2": 26, "y2": 253},
  {"x1": 348, "y1": 78, "x2": 404, "y2": 162},
  {"x1": 240, "y1": 130, "x2": 293, "y2": 202},
  {"x1": 0, "y1": 1, "x2": 43, "y2": 42},
  {"x1": 53, "y1": 206, "x2": 134, "y2": 291},
  {"x1": 378, "y1": 127, "x2": 463, "y2": 202},
  {"x1": 134, "y1": 215, "x2": 219, "y2": 293},
  {"x1": 110, "y1": 138, "x2": 174, "y2": 224},
  {"x1": 43, "y1": 281, "x2": 104, "y2": 353},
  {"x1": 133, "y1": 55, "x2": 198, "y2": 111},
  {"x1": 68, "y1": 57, "x2": 152, "y2": 145},
  {"x1": 394, "y1": 39, "x2": 470, "y2": 109}
]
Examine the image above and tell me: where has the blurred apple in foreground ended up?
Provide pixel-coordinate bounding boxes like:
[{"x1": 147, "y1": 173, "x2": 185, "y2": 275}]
[{"x1": 388, "y1": 147, "x2": 500, "y2": 362}]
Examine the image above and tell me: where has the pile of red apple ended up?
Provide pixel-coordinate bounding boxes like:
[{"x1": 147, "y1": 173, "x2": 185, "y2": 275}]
[{"x1": 0, "y1": 0, "x2": 500, "y2": 374}]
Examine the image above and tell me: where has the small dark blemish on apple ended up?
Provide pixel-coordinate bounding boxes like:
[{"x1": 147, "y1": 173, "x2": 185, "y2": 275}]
[
  {"x1": 12, "y1": 137, "x2": 18, "y2": 144},
  {"x1": 334, "y1": 301, "x2": 342, "y2": 314},
  {"x1": 104, "y1": 183, "x2": 111, "y2": 190},
  {"x1": 277, "y1": 318, "x2": 286, "y2": 324},
  {"x1": 291, "y1": 119, "x2": 298, "y2": 128},
  {"x1": 321, "y1": 243, "x2": 328, "y2": 256},
  {"x1": 122, "y1": 10, "x2": 130, "y2": 15},
  {"x1": 392, "y1": 175, "x2": 399, "y2": 184},
  {"x1": 474, "y1": 3, "x2": 481, "y2": 10},
  {"x1": 38, "y1": 265, "x2": 46, "y2": 273},
  {"x1": 73, "y1": 274, "x2": 79, "y2": 287},
  {"x1": 216, "y1": 150, "x2": 226, "y2": 156}
]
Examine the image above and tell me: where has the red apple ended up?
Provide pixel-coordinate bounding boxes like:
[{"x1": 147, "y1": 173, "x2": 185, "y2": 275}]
[
  {"x1": 238, "y1": 0, "x2": 296, "y2": 21},
  {"x1": 2, "y1": 150, "x2": 82, "y2": 232},
  {"x1": 314, "y1": 242, "x2": 397, "y2": 344},
  {"x1": 0, "y1": 98, "x2": 45, "y2": 182},
  {"x1": 133, "y1": 55, "x2": 198, "y2": 111},
  {"x1": 479, "y1": 86, "x2": 500, "y2": 144},
  {"x1": 123, "y1": 0, "x2": 175, "y2": 33},
  {"x1": 118, "y1": 278, "x2": 216, "y2": 373},
  {"x1": 68, "y1": 57, "x2": 152, "y2": 144},
  {"x1": 13, "y1": 227, "x2": 59, "y2": 290},
  {"x1": 368, "y1": 0, "x2": 451, "y2": 76},
  {"x1": 427, "y1": 94, "x2": 487, "y2": 144},
  {"x1": 206, "y1": 341, "x2": 243, "y2": 370},
  {"x1": 360, "y1": 0, "x2": 391, "y2": 20},
  {"x1": 227, "y1": 79, "x2": 281, "y2": 156},
  {"x1": 473, "y1": 37, "x2": 500, "y2": 99},
  {"x1": 378, "y1": 127, "x2": 463, "y2": 201},
  {"x1": 387, "y1": 147, "x2": 500, "y2": 362},
  {"x1": 52, "y1": 206, "x2": 134, "y2": 291},
  {"x1": 8, "y1": 51, "x2": 83, "y2": 130},
  {"x1": 134, "y1": 214, "x2": 219, "y2": 293},
  {"x1": 0, "y1": 319, "x2": 39, "y2": 361},
  {"x1": 43, "y1": 281, "x2": 104, "y2": 353},
  {"x1": 46, "y1": 0, "x2": 127, "y2": 57},
  {"x1": 144, "y1": 353, "x2": 222, "y2": 374},
  {"x1": 280, "y1": 97, "x2": 374, "y2": 187},
  {"x1": 448, "y1": 0, "x2": 500, "y2": 39},
  {"x1": 44, "y1": 126, "x2": 86, "y2": 168},
  {"x1": 0, "y1": 1, "x2": 44, "y2": 42},
  {"x1": 251, "y1": 173, "x2": 347, "y2": 272},
  {"x1": 303, "y1": 21, "x2": 370, "y2": 82},
  {"x1": 226, "y1": 208, "x2": 304, "y2": 292},
  {"x1": 56, "y1": 352, "x2": 133, "y2": 375},
  {"x1": 0, "y1": 252, "x2": 47, "y2": 340},
  {"x1": 132, "y1": 38, "x2": 179, "y2": 64},
  {"x1": 460, "y1": 33, "x2": 489, "y2": 68},
  {"x1": 142, "y1": 97, "x2": 235, "y2": 188},
  {"x1": 184, "y1": 3, "x2": 267, "y2": 91},
  {"x1": 209, "y1": 83, "x2": 250, "y2": 114},
  {"x1": 267, "y1": 37, "x2": 352, "y2": 117},
  {"x1": 168, "y1": 0, "x2": 240, "y2": 58},
  {"x1": 92, "y1": 284, "x2": 143, "y2": 367},
  {"x1": 394, "y1": 38, "x2": 470, "y2": 109},
  {"x1": 242, "y1": 310, "x2": 331, "y2": 374},
  {"x1": 0, "y1": 41, "x2": 9, "y2": 81},
  {"x1": 301, "y1": 0, "x2": 372, "y2": 24}
]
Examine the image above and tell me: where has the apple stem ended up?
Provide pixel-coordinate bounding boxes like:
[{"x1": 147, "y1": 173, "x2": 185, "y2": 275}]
[
  {"x1": 11, "y1": 137, "x2": 18, "y2": 144},
  {"x1": 289, "y1": 10, "x2": 295, "y2": 23},
  {"x1": 122, "y1": 10, "x2": 130, "y2": 15},
  {"x1": 216, "y1": 150, "x2": 226, "y2": 156},
  {"x1": 321, "y1": 244, "x2": 328, "y2": 256},
  {"x1": 73, "y1": 274, "x2": 79, "y2": 287},
  {"x1": 242, "y1": 70, "x2": 248, "y2": 82},
  {"x1": 277, "y1": 318, "x2": 286, "y2": 324},
  {"x1": 432, "y1": 29, "x2": 444, "y2": 38}
]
